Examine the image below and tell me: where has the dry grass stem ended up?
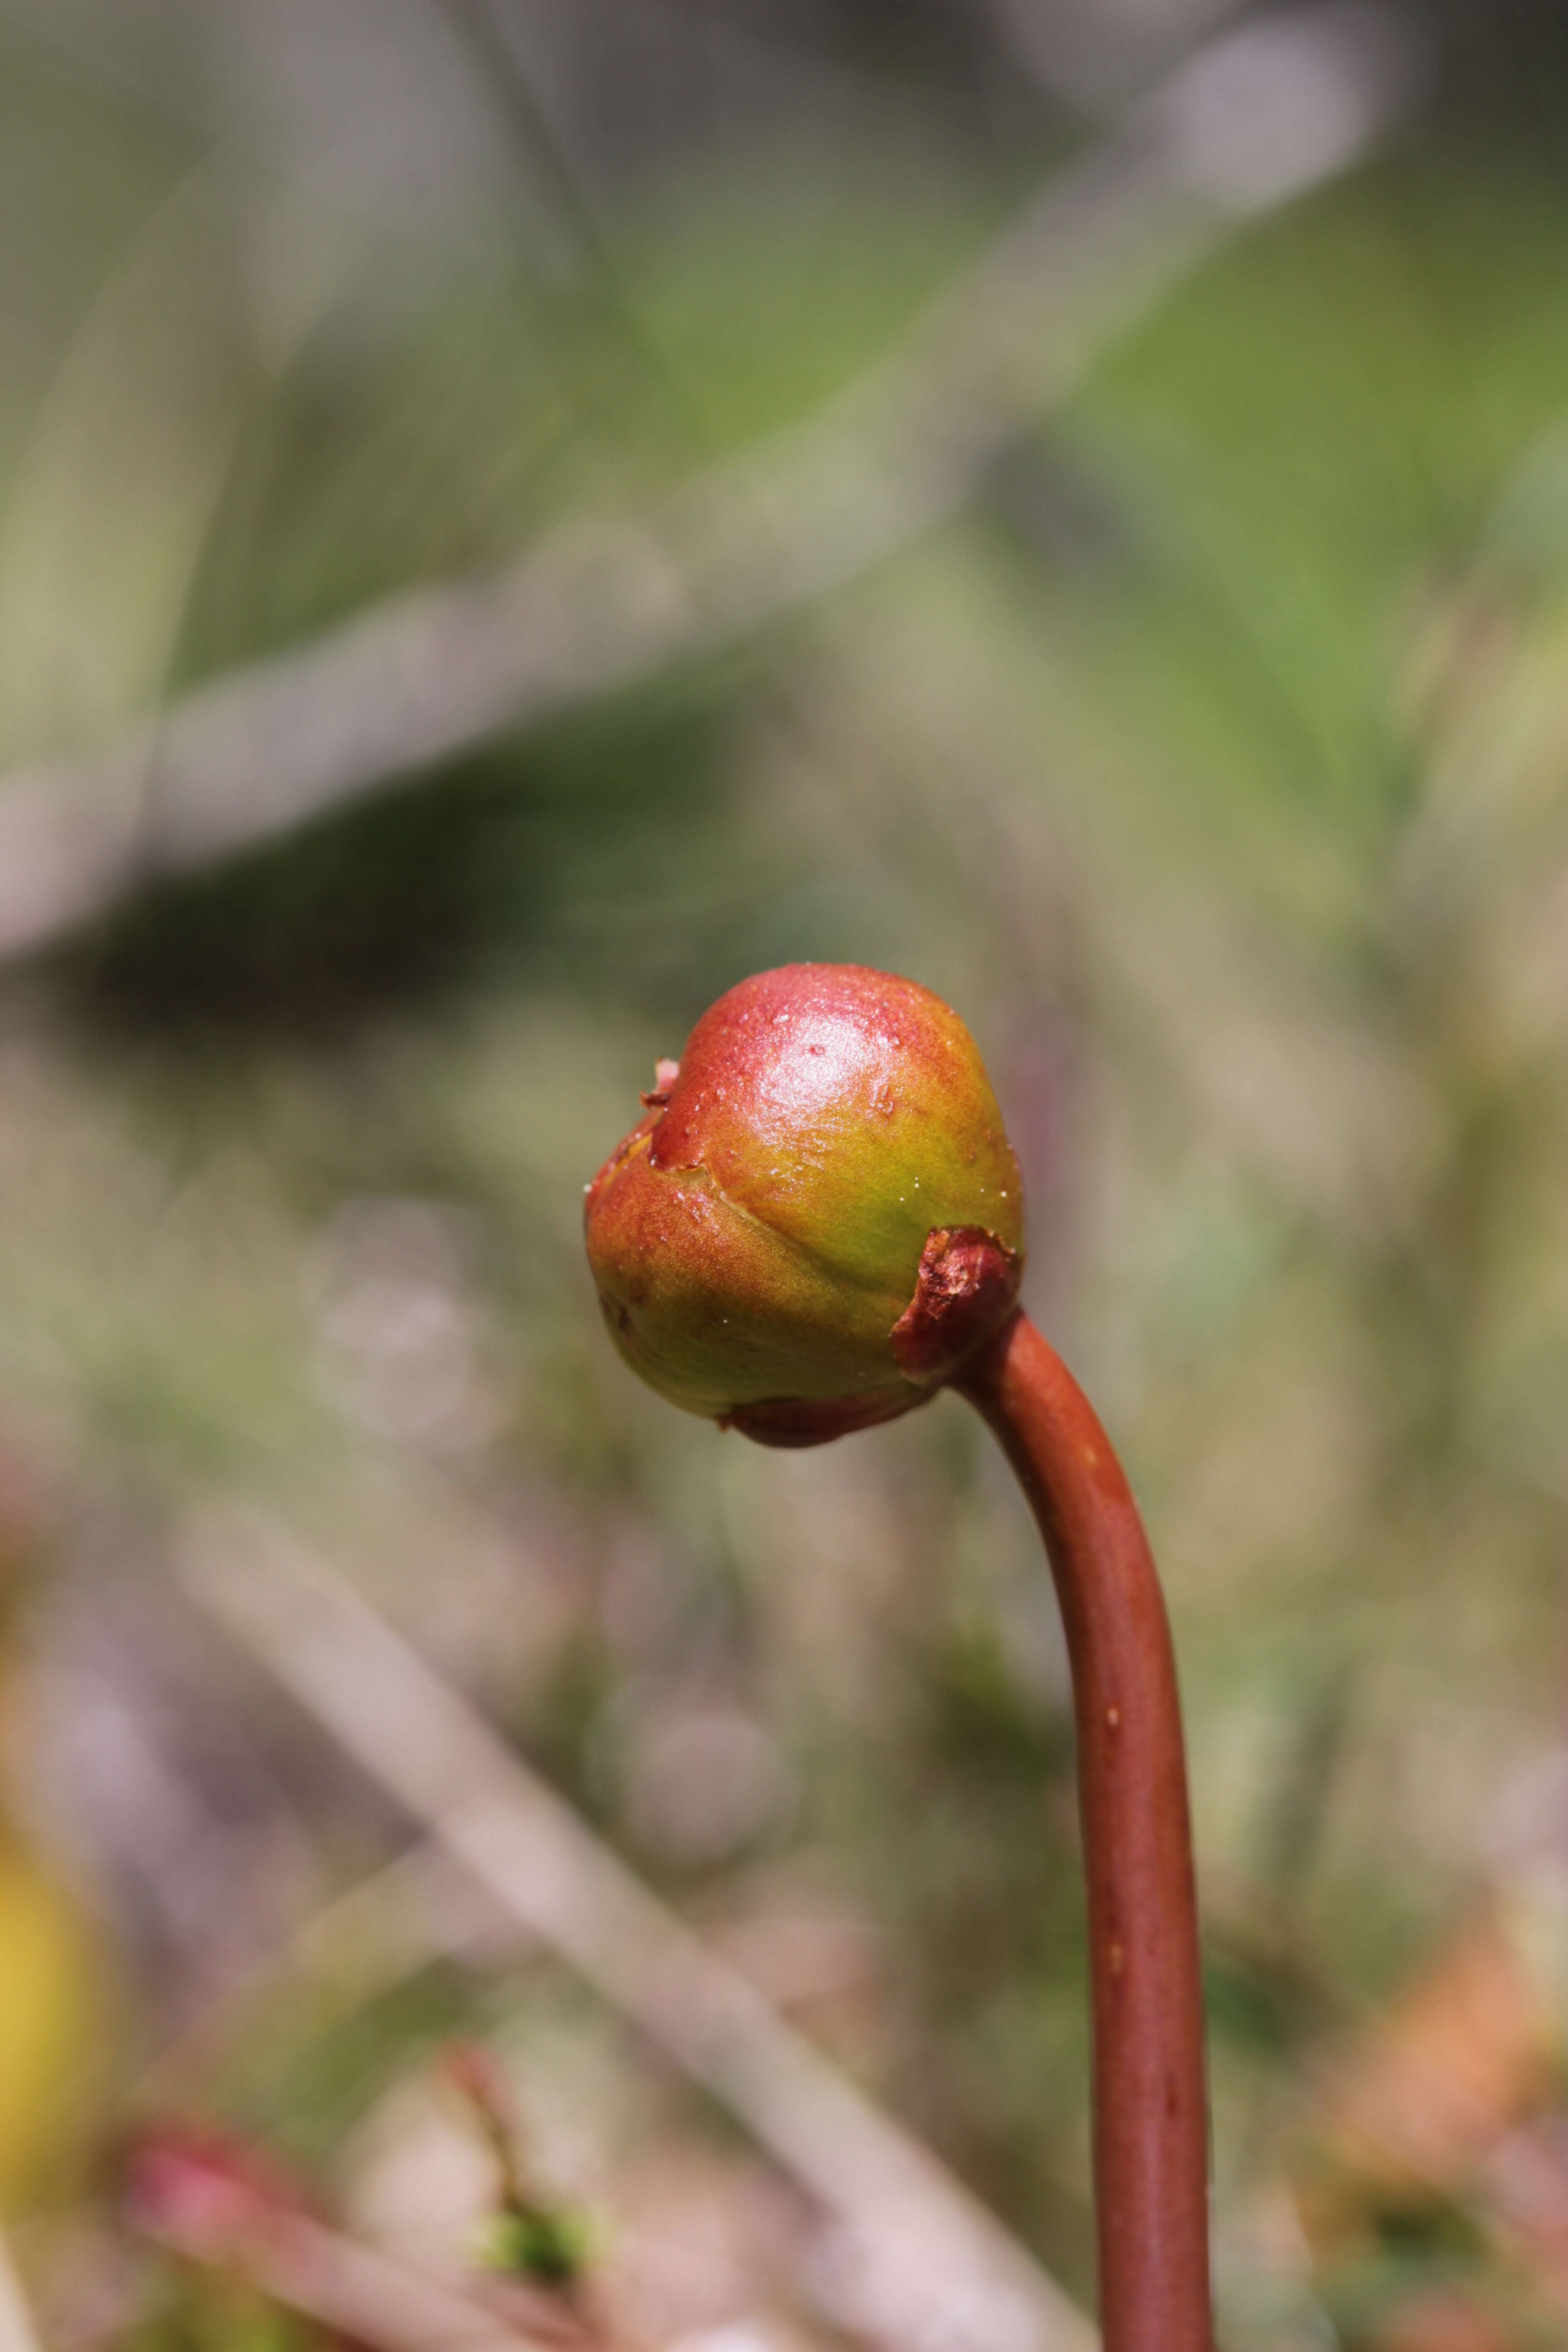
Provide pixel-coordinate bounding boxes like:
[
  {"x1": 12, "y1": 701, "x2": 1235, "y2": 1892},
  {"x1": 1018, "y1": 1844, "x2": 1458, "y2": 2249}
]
[
  {"x1": 176, "y1": 1509, "x2": 1098, "y2": 2352},
  {"x1": 0, "y1": 8, "x2": 1414, "y2": 965}
]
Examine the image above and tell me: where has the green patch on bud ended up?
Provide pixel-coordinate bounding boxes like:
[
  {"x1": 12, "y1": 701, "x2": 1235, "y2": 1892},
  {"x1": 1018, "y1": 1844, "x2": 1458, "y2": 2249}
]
[{"x1": 585, "y1": 965, "x2": 1025, "y2": 1445}]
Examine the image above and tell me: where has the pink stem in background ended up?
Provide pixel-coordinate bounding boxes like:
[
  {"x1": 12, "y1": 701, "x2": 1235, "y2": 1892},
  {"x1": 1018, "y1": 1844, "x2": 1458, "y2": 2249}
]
[{"x1": 957, "y1": 1312, "x2": 1213, "y2": 2352}]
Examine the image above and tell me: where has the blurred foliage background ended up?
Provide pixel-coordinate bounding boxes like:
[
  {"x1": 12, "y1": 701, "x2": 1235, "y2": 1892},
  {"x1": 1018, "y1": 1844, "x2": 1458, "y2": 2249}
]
[{"x1": 1, "y1": 3, "x2": 1568, "y2": 2347}]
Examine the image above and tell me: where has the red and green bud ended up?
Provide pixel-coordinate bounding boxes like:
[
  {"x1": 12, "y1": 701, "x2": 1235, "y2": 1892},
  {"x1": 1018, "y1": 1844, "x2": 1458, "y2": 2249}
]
[{"x1": 584, "y1": 964, "x2": 1025, "y2": 1446}]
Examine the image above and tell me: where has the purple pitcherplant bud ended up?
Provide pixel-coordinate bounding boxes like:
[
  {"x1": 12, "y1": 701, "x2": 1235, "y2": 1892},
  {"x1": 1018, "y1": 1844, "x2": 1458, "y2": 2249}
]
[{"x1": 584, "y1": 964, "x2": 1025, "y2": 1446}]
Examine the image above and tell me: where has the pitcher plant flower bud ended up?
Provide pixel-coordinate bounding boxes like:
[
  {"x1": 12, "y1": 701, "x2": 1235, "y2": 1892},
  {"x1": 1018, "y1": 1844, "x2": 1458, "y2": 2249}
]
[
  {"x1": 584, "y1": 964, "x2": 1024, "y2": 1445},
  {"x1": 584, "y1": 961, "x2": 1212, "y2": 2347}
]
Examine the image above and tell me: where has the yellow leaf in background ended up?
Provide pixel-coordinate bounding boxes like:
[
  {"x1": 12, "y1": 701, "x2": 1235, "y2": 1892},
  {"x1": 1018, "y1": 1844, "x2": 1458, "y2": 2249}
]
[{"x1": 0, "y1": 1830, "x2": 103, "y2": 2216}]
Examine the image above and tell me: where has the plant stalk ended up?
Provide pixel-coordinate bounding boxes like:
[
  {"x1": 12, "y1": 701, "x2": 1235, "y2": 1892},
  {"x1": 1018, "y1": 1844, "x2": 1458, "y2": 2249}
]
[{"x1": 956, "y1": 1311, "x2": 1212, "y2": 2352}]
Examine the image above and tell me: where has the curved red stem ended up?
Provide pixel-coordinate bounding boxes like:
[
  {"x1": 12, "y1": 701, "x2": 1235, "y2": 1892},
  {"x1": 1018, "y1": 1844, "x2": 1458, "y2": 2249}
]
[{"x1": 956, "y1": 1311, "x2": 1212, "y2": 2352}]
